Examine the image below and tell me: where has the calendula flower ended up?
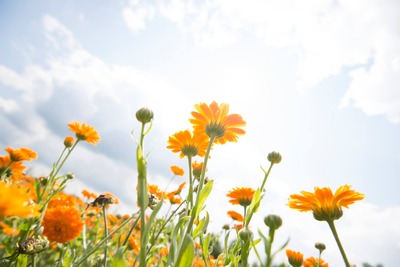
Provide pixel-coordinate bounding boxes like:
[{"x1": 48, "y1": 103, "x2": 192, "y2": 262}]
[
  {"x1": 5, "y1": 147, "x2": 37, "y2": 162},
  {"x1": 148, "y1": 184, "x2": 166, "y2": 201},
  {"x1": 227, "y1": 187, "x2": 255, "y2": 207},
  {"x1": 192, "y1": 161, "x2": 205, "y2": 179},
  {"x1": 227, "y1": 210, "x2": 244, "y2": 222},
  {"x1": 168, "y1": 182, "x2": 186, "y2": 196},
  {"x1": 0, "y1": 181, "x2": 39, "y2": 218},
  {"x1": 68, "y1": 121, "x2": 100, "y2": 145},
  {"x1": 285, "y1": 249, "x2": 303, "y2": 267},
  {"x1": 189, "y1": 101, "x2": 246, "y2": 144},
  {"x1": 82, "y1": 189, "x2": 98, "y2": 200},
  {"x1": 170, "y1": 165, "x2": 184, "y2": 176},
  {"x1": 288, "y1": 184, "x2": 365, "y2": 221},
  {"x1": 167, "y1": 130, "x2": 209, "y2": 158},
  {"x1": 303, "y1": 256, "x2": 329, "y2": 267},
  {"x1": 0, "y1": 221, "x2": 20, "y2": 236},
  {"x1": 42, "y1": 206, "x2": 84, "y2": 243}
]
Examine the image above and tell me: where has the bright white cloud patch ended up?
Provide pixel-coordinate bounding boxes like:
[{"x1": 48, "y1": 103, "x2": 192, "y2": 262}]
[{"x1": 122, "y1": 0, "x2": 400, "y2": 123}]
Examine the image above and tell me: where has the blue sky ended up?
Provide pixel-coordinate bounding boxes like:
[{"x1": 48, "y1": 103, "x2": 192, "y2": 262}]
[{"x1": 1, "y1": 0, "x2": 400, "y2": 266}]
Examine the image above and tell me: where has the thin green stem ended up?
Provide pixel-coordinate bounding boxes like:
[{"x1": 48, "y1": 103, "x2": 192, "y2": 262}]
[
  {"x1": 265, "y1": 228, "x2": 275, "y2": 267},
  {"x1": 327, "y1": 220, "x2": 351, "y2": 267},
  {"x1": 121, "y1": 212, "x2": 141, "y2": 248},
  {"x1": 260, "y1": 163, "x2": 274, "y2": 192},
  {"x1": 187, "y1": 156, "x2": 193, "y2": 210},
  {"x1": 102, "y1": 205, "x2": 108, "y2": 267}
]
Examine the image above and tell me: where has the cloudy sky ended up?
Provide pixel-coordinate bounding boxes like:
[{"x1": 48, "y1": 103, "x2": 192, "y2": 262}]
[{"x1": 1, "y1": 0, "x2": 400, "y2": 266}]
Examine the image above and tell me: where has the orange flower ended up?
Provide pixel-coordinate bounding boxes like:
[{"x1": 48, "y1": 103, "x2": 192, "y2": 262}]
[
  {"x1": 0, "y1": 181, "x2": 39, "y2": 218},
  {"x1": 303, "y1": 256, "x2": 329, "y2": 267},
  {"x1": 232, "y1": 223, "x2": 243, "y2": 230},
  {"x1": 286, "y1": 249, "x2": 303, "y2": 267},
  {"x1": 288, "y1": 184, "x2": 365, "y2": 221},
  {"x1": 42, "y1": 206, "x2": 84, "y2": 243},
  {"x1": 1, "y1": 154, "x2": 28, "y2": 181},
  {"x1": 167, "y1": 193, "x2": 182, "y2": 204},
  {"x1": 48, "y1": 192, "x2": 83, "y2": 209},
  {"x1": 68, "y1": 121, "x2": 100, "y2": 145},
  {"x1": 227, "y1": 210, "x2": 244, "y2": 222},
  {"x1": 167, "y1": 130, "x2": 209, "y2": 158},
  {"x1": 82, "y1": 189, "x2": 98, "y2": 200},
  {"x1": 148, "y1": 184, "x2": 166, "y2": 201},
  {"x1": 5, "y1": 147, "x2": 37, "y2": 162},
  {"x1": 168, "y1": 182, "x2": 186, "y2": 196},
  {"x1": 0, "y1": 221, "x2": 20, "y2": 236},
  {"x1": 192, "y1": 161, "x2": 205, "y2": 179},
  {"x1": 170, "y1": 165, "x2": 185, "y2": 176},
  {"x1": 189, "y1": 101, "x2": 246, "y2": 144},
  {"x1": 227, "y1": 187, "x2": 255, "y2": 207}
]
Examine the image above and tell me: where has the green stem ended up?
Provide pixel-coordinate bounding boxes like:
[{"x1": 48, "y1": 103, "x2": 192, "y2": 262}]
[
  {"x1": 260, "y1": 163, "x2": 274, "y2": 192},
  {"x1": 187, "y1": 156, "x2": 194, "y2": 210},
  {"x1": 327, "y1": 220, "x2": 351, "y2": 267},
  {"x1": 265, "y1": 228, "x2": 275, "y2": 267},
  {"x1": 185, "y1": 136, "x2": 215, "y2": 235},
  {"x1": 121, "y1": 212, "x2": 141, "y2": 248},
  {"x1": 102, "y1": 205, "x2": 108, "y2": 267}
]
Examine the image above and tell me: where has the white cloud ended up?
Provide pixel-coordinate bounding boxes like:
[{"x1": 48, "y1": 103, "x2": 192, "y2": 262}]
[
  {"x1": 121, "y1": 0, "x2": 400, "y2": 123},
  {"x1": 122, "y1": 0, "x2": 155, "y2": 32}
]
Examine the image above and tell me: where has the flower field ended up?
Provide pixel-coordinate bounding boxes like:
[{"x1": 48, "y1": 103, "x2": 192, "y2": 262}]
[{"x1": 0, "y1": 101, "x2": 364, "y2": 267}]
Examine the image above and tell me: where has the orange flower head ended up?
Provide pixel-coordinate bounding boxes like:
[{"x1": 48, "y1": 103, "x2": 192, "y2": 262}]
[
  {"x1": 167, "y1": 130, "x2": 209, "y2": 158},
  {"x1": 168, "y1": 182, "x2": 186, "y2": 196},
  {"x1": 0, "y1": 181, "x2": 40, "y2": 218},
  {"x1": 192, "y1": 161, "x2": 205, "y2": 179},
  {"x1": 303, "y1": 256, "x2": 329, "y2": 267},
  {"x1": 170, "y1": 165, "x2": 184, "y2": 176},
  {"x1": 227, "y1": 210, "x2": 244, "y2": 222},
  {"x1": 189, "y1": 101, "x2": 246, "y2": 144},
  {"x1": 68, "y1": 121, "x2": 100, "y2": 145},
  {"x1": 167, "y1": 193, "x2": 182, "y2": 204},
  {"x1": 42, "y1": 206, "x2": 84, "y2": 243},
  {"x1": 0, "y1": 155, "x2": 26, "y2": 181},
  {"x1": 227, "y1": 187, "x2": 255, "y2": 207},
  {"x1": 5, "y1": 147, "x2": 37, "y2": 162},
  {"x1": 285, "y1": 249, "x2": 303, "y2": 267},
  {"x1": 148, "y1": 184, "x2": 166, "y2": 201},
  {"x1": 82, "y1": 189, "x2": 98, "y2": 200},
  {"x1": 288, "y1": 184, "x2": 365, "y2": 221}
]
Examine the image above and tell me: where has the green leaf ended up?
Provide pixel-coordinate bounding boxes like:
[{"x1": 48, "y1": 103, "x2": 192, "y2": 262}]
[
  {"x1": 142, "y1": 198, "x2": 163, "y2": 245},
  {"x1": 194, "y1": 180, "x2": 213, "y2": 218},
  {"x1": 175, "y1": 234, "x2": 194, "y2": 267},
  {"x1": 192, "y1": 212, "x2": 209, "y2": 239},
  {"x1": 245, "y1": 188, "x2": 261, "y2": 225}
]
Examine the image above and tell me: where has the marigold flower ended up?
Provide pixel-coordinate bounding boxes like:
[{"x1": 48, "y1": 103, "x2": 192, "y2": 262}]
[
  {"x1": 288, "y1": 184, "x2": 365, "y2": 221},
  {"x1": 167, "y1": 130, "x2": 209, "y2": 158},
  {"x1": 168, "y1": 182, "x2": 186, "y2": 196},
  {"x1": 227, "y1": 210, "x2": 244, "y2": 222},
  {"x1": 227, "y1": 187, "x2": 255, "y2": 207},
  {"x1": 167, "y1": 193, "x2": 182, "y2": 204},
  {"x1": 148, "y1": 184, "x2": 166, "y2": 201},
  {"x1": 189, "y1": 101, "x2": 246, "y2": 144},
  {"x1": 303, "y1": 256, "x2": 329, "y2": 267},
  {"x1": 170, "y1": 165, "x2": 184, "y2": 176},
  {"x1": 68, "y1": 121, "x2": 100, "y2": 145},
  {"x1": 285, "y1": 249, "x2": 303, "y2": 267},
  {"x1": 5, "y1": 147, "x2": 37, "y2": 162},
  {"x1": 0, "y1": 155, "x2": 26, "y2": 180},
  {"x1": 232, "y1": 223, "x2": 243, "y2": 230},
  {"x1": 192, "y1": 161, "x2": 205, "y2": 179},
  {"x1": 82, "y1": 189, "x2": 98, "y2": 200},
  {"x1": 42, "y1": 206, "x2": 84, "y2": 243},
  {"x1": 0, "y1": 181, "x2": 39, "y2": 218}
]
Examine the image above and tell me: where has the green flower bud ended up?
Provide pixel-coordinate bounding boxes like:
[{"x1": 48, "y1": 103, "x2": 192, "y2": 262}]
[
  {"x1": 264, "y1": 214, "x2": 283, "y2": 230},
  {"x1": 18, "y1": 236, "x2": 49, "y2": 255},
  {"x1": 136, "y1": 107, "x2": 154, "y2": 124},
  {"x1": 267, "y1": 151, "x2": 282, "y2": 164},
  {"x1": 315, "y1": 242, "x2": 326, "y2": 252},
  {"x1": 238, "y1": 228, "x2": 253, "y2": 242},
  {"x1": 222, "y1": 224, "x2": 230, "y2": 231}
]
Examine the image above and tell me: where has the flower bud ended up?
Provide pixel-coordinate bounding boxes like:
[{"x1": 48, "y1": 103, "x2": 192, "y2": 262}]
[
  {"x1": 18, "y1": 236, "x2": 49, "y2": 255},
  {"x1": 222, "y1": 224, "x2": 230, "y2": 231},
  {"x1": 264, "y1": 214, "x2": 283, "y2": 230},
  {"x1": 238, "y1": 228, "x2": 253, "y2": 242},
  {"x1": 267, "y1": 151, "x2": 282, "y2": 164},
  {"x1": 64, "y1": 136, "x2": 75, "y2": 148},
  {"x1": 136, "y1": 107, "x2": 154, "y2": 124},
  {"x1": 315, "y1": 242, "x2": 326, "y2": 252}
]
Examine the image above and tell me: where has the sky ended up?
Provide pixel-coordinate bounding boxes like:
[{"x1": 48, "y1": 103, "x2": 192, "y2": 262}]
[{"x1": 1, "y1": 0, "x2": 400, "y2": 266}]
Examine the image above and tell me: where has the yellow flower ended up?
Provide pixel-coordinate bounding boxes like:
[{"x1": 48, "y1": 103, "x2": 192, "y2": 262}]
[
  {"x1": 285, "y1": 249, "x2": 303, "y2": 267},
  {"x1": 227, "y1": 210, "x2": 244, "y2": 222},
  {"x1": 189, "y1": 101, "x2": 246, "y2": 144},
  {"x1": 68, "y1": 121, "x2": 100, "y2": 145},
  {"x1": 0, "y1": 181, "x2": 39, "y2": 218},
  {"x1": 170, "y1": 165, "x2": 184, "y2": 176},
  {"x1": 42, "y1": 206, "x2": 84, "y2": 243},
  {"x1": 5, "y1": 147, "x2": 37, "y2": 162},
  {"x1": 167, "y1": 130, "x2": 209, "y2": 158},
  {"x1": 227, "y1": 187, "x2": 255, "y2": 207},
  {"x1": 303, "y1": 256, "x2": 329, "y2": 267},
  {"x1": 288, "y1": 184, "x2": 365, "y2": 221}
]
